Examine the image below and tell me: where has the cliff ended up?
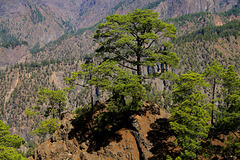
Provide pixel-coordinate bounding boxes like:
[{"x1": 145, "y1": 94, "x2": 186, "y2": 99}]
[
  {"x1": 155, "y1": 0, "x2": 239, "y2": 19},
  {"x1": 29, "y1": 103, "x2": 176, "y2": 160}
]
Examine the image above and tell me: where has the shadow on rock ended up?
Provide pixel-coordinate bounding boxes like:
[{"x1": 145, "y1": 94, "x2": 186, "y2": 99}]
[
  {"x1": 147, "y1": 118, "x2": 179, "y2": 159},
  {"x1": 68, "y1": 103, "x2": 134, "y2": 153}
]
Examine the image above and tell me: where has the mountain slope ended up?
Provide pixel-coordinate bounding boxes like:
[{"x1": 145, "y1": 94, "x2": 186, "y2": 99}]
[
  {"x1": 0, "y1": 0, "x2": 240, "y2": 156},
  {"x1": 155, "y1": 0, "x2": 239, "y2": 19},
  {"x1": 0, "y1": 0, "x2": 239, "y2": 68},
  {"x1": 173, "y1": 20, "x2": 240, "y2": 73}
]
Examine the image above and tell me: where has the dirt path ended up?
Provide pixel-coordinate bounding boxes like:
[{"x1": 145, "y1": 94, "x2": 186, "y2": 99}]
[
  {"x1": 50, "y1": 71, "x2": 64, "y2": 89},
  {"x1": 4, "y1": 72, "x2": 19, "y2": 108}
]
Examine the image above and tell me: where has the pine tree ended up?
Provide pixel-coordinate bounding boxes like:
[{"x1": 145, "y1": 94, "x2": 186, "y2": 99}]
[
  {"x1": 170, "y1": 72, "x2": 211, "y2": 159},
  {"x1": 65, "y1": 60, "x2": 95, "y2": 107},
  {"x1": 94, "y1": 9, "x2": 179, "y2": 82},
  {"x1": 204, "y1": 60, "x2": 224, "y2": 125},
  {"x1": 0, "y1": 120, "x2": 26, "y2": 160},
  {"x1": 89, "y1": 60, "x2": 146, "y2": 112},
  {"x1": 37, "y1": 88, "x2": 67, "y2": 118}
]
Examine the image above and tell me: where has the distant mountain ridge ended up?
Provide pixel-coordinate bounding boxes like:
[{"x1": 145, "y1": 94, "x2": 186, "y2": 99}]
[{"x1": 0, "y1": 0, "x2": 239, "y2": 68}]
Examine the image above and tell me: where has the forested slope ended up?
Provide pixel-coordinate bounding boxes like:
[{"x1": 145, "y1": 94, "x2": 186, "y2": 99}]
[
  {"x1": 173, "y1": 20, "x2": 240, "y2": 73},
  {"x1": 28, "y1": 9, "x2": 240, "y2": 159}
]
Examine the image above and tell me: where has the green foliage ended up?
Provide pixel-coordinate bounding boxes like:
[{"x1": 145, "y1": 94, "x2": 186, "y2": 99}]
[
  {"x1": 65, "y1": 60, "x2": 95, "y2": 106},
  {"x1": 222, "y1": 65, "x2": 240, "y2": 96},
  {"x1": 142, "y1": 0, "x2": 165, "y2": 10},
  {"x1": 73, "y1": 105, "x2": 91, "y2": 116},
  {"x1": 214, "y1": 112, "x2": 240, "y2": 134},
  {"x1": 0, "y1": 146, "x2": 26, "y2": 160},
  {"x1": 204, "y1": 60, "x2": 224, "y2": 85},
  {"x1": 29, "y1": 42, "x2": 44, "y2": 55},
  {"x1": 172, "y1": 71, "x2": 209, "y2": 103},
  {"x1": 24, "y1": 141, "x2": 37, "y2": 157},
  {"x1": 70, "y1": 60, "x2": 146, "y2": 135},
  {"x1": 166, "y1": 155, "x2": 173, "y2": 160},
  {"x1": 202, "y1": 64, "x2": 240, "y2": 159},
  {"x1": 214, "y1": 65, "x2": 240, "y2": 134},
  {"x1": 0, "y1": 121, "x2": 26, "y2": 159},
  {"x1": 221, "y1": 65, "x2": 240, "y2": 122},
  {"x1": 170, "y1": 72, "x2": 211, "y2": 159},
  {"x1": 0, "y1": 134, "x2": 25, "y2": 148},
  {"x1": 31, "y1": 118, "x2": 60, "y2": 137},
  {"x1": 0, "y1": 29, "x2": 28, "y2": 49},
  {"x1": 38, "y1": 88, "x2": 67, "y2": 118},
  {"x1": 90, "y1": 60, "x2": 146, "y2": 113},
  {"x1": 0, "y1": 121, "x2": 9, "y2": 137},
  {"x1": 28, "y1": 4, "x2": 44, "y2": 24},
  {"x1": 27, "y1": 88, "x2": 65, "y2": 142},
  {"x1": 175, "y1": 20, "x2": 240, "y2": 43},
  {"x1": 67, "y1": 59, "x2": 146, "y2": 112},
  {"x1": 94, "y1": 9, "x2": 178, "y2": 79},
  {"x1": 25, "y1": 107, "x2": 40, "y2": 117},
  {"x1": 204, "y1": 60, "x2": 224, "y2": 125},
  {"x1": 156, "y1": 62, "x2": 239, "y2": 159},
  {"x1": 65, "y1": 60, "x2": 95, "y2": 89},
  {"x1": 219, "y1": 4, "x2": 240, "y2": 17},
  {"x1": 160, "y1": 71, "x2": 179, "y2": 82},
  {"x1": 164, "y1": 11, "x2": 214, "y2": 36},
  {"x1": 0, "y1": 121, "x2": 24, "y2": 148},
  {"x1": 223, "y1": 135, "x2": 240, "y2": 158}
]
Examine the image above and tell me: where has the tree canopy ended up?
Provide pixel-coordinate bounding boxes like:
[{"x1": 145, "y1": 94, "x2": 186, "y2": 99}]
[
  {"x1": 89, "y1": 60, "x2": 146, "y2": 112},
  {"x1": 94, "y1": 9, "x2": 179, "y2": 80},
  {"x1": 170, "y1": 72, "x2": 211, "y2": 159},
  {"x1": 203, "y1": 60, "x2": 224, "y2": 125},
  {"x1": 37, "y1": 88, "x2": 67, "y2": 118},
  {"x1": 0, "y1": 120, "x2": 26, "y2": 160}
]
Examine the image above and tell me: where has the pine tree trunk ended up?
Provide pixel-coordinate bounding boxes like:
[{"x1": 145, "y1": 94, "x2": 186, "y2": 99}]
[
  {"x1": 211, "y1": 78, "x2": 216, "y2": 125},
  {"x1": 137, "y1": 56, "x2": 142, "y2": 83}
]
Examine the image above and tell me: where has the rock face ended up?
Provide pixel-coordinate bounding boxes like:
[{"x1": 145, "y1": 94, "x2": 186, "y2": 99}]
[
  {"x1": 0, "y1": 45, "x2": 29, "y2": 67},
  {"x1": 155, "y1": 0, "x2": 239, "y2": 19},
  {"x1": 0, "y1": 0, "x2": 238, "y2": 68},
  {"x1": 29, "y1": 104, "x2": 174, "y2": 160},
  {"x1": 1, "y1": 0, "x2": 238, "y2": 44}
]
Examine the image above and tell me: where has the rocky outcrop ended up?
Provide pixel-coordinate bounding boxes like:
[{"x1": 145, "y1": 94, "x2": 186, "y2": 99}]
[{"x1": 29, "y1": 104, "x2": 175, "y2": 160}]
